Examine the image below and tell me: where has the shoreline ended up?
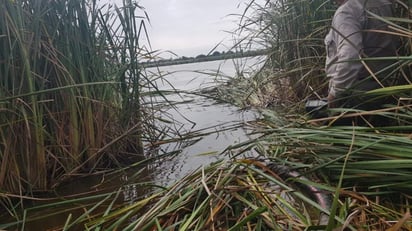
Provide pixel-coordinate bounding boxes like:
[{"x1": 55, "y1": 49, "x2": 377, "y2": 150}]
[{"x1": 140, "y1": 49, "x2": 269, "y2": 68}]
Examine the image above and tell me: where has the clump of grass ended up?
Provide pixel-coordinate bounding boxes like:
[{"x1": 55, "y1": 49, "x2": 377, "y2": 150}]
[
  {"x1": 225, "y1": 0, "x2": 333, "y2": 108},
  {"x1": 0, "y1": 0, "x2": 153, "y2": 194}
]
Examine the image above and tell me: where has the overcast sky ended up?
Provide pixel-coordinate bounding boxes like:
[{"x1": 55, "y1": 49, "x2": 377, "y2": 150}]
[{"x1": 110, "y1": 0, "x2": 262, "y2": 58}]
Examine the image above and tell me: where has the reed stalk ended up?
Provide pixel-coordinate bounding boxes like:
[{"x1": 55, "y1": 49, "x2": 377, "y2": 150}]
[{"x1": 0, "y1": 0, "x2": 151, "y2": 194}]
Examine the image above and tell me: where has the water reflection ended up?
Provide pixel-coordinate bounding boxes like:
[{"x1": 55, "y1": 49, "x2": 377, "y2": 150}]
[{"x1": 145, "y1": 57, "x2": 264, "y2": 186}]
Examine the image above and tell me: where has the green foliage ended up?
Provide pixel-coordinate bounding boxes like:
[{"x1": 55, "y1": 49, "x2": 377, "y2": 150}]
[
  {"x1": 265, "y1": 0, "x2": 333, "y2": 98},
  {"x1": 232, "y1": 0, "x2": 333, "y2": 104},
  {"x1": 0, "y1": 0, "x2": 150, "y2": 193}
]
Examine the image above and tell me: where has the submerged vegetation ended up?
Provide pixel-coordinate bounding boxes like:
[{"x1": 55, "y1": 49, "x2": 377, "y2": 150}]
[{"x1": 1, "y1": 0, "x2": 412, "y2": 230}]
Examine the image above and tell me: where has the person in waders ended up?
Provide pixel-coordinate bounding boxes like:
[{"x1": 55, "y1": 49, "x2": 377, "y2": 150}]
[{"x1": 324, "y1": 0, "x2": 400, "y2": 126}]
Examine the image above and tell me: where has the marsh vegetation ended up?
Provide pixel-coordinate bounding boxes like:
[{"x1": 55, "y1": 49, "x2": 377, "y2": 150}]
[{"x1": 1, "y1": 0, "x2": 412, "y2": 230}]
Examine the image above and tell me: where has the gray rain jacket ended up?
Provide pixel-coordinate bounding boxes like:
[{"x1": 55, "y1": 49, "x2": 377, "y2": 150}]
[{"x1": 325, "y1": 0, "x2": 398, "y2": 98}]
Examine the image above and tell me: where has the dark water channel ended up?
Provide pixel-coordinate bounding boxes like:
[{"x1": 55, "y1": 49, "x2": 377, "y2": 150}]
[{"x1": 0, "y1": 57, "x2": 264, "y2": 230}]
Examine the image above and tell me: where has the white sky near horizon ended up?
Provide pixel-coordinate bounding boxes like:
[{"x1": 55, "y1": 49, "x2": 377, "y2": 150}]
[{"x1": 108, "y1": 0, "x2": 264, "y2": 58}]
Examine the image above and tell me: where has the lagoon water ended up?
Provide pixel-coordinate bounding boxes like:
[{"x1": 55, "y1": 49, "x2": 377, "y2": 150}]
[{"x1": 145, "y1": 57, "x2": 264, "y2": 185}]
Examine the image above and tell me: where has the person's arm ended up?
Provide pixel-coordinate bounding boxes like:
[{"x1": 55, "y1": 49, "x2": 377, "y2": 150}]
[{"x1": 328, "y1": 11, "x2": 364, "y2": 101}]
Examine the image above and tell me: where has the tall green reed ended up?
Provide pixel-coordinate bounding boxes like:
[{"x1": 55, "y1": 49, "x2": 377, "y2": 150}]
[
  {"x1": 0, "y1": 0, "x2": 150, "y2": 193},
  {"x1": 235, "y1": 0, "x2": 333, "y2": 102}
]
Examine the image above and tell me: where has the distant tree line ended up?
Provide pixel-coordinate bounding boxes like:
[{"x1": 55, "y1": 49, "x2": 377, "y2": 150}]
[{"x1": 141, "y1": 49, "x2": 269, "y2": 68}]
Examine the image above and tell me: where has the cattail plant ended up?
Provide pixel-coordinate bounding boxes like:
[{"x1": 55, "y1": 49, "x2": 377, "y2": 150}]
[{"x1": 0, "y1": 0, "x2": 151, "y2": 193}]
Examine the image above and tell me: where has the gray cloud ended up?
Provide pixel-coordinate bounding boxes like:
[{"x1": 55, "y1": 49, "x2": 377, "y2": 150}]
[{"x1": 110, "y1": 0, "x2": 261, "y2": 57}]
